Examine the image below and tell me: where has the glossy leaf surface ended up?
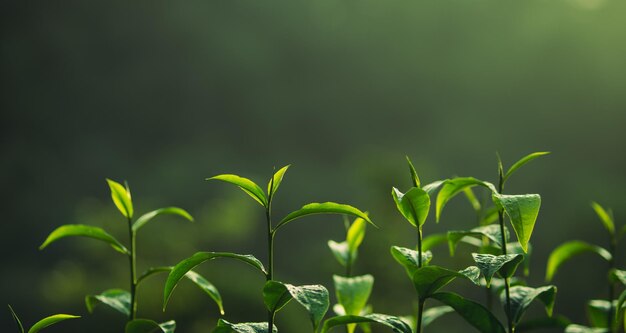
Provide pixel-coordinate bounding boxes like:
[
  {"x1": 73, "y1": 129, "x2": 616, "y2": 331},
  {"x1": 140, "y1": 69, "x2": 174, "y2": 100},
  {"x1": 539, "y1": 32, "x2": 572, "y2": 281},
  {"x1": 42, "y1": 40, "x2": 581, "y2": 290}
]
[
  {"x1": 436, "y1": 177, "x2": 493, "y2": 222},
  {"x1": 28, "y1": 314, "x2": 80, "y2": 333},
  {"x1": 86, "y1": 289, "x2": 130, "y2": 316},
  {"x1": 422, "y1": 180, "x2": 445, "y2": 196},
  {"x1": 505, "y1": 285, "x2": 557, "y2": 325},
  {"x1": 412, "y1": 265, "x2": 480, "y2": 300},
  {"x1": 422, "y1": 306, "x2": 454, "y2": 327},
  {"x1": 267, "y1": 165, "x2": 290, "y2": 199},
  {"x1": 545, "y1": 241, "x2": 612, "y2": 281},
  {"x1": 405, "y1": 156, "x2": 420, "y2": 188},
  {"x1": 125, "y1": 319, "x2": 175, "y2": 333},
  {"x1": 472, "y1": 253, "x2": 524, "y2": 286},
  {"x1": 392, "y1": 187, "x2": 430, "y2": 227},
  {"x1": 390, "y1": 246, "x2": 432, "y2": 278},
  {"x1": 207, "y1": 174, "x2": 267, "y2": 207},
  {"x1": 321, "y1": 314, "x2": 412, "y2": 333},
  {"x1": 430, "y1": 292, "x2": 506, "y2": 333},
  {"x1": 347, "y1": 217, "x2": 367, "y2": 254},
  {"x1": 263, "y1": 281, "x2": 329, "y2": 330},
  {"x1": 503, "y1": 152, "x2": 550, "y2": 183},
  {"x1": 492, "y1": 193, "x2": 541, "y2": 252},
  {"x1": 164, "y1": 252, "x2": 265, "y2": 309},
  {"x1": 328, "y1": 240, "x2": 350, "y2": 267},
  {"x1": 212, "y1": 319, "x2": 276, "y2": 333},
  {"x1": 334, "y1": 275, "x2": 373, "y2": 317},
  {"x1": 564, "y1": 325, "x2": 608, "y2": 333},
  {"x1": 106, "y1": 178, "x2": 133, "y2": 218},
  {"x1": 447, "y1": 224, "x2": 508, "y2": 256},
  {"x1": 591, "y1": 202, "x2": 615, "y2": 235},
  {"x1": 40, "y1": 224, "x2": 128, "y2": 255},
  {"x1": 276, "y1": 202, "x2": 375, "y2": 231},
  {"x1": 132, "y1": 207, "x2": 193, "y2": 232}
]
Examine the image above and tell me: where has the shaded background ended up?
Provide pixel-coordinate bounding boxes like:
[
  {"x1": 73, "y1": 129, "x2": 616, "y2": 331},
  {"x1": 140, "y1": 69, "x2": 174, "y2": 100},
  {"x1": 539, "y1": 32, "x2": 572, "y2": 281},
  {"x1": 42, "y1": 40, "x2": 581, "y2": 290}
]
[{"x1": 2, "y1": 0, "x2": 626, "y2": 331}]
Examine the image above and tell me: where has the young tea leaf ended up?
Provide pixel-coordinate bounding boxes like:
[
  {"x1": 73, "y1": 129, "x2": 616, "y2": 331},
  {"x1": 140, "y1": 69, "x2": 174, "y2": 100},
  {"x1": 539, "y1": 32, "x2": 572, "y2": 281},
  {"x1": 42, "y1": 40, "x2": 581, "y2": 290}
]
[
  {"x1": 422, "y1": 180, "x2": 445, "y2": 196},
  {"x1": 436, "y1": 177, "x2": 494, "y2": 222},
  {"x1": 207, "y1": 174, "x2": 268, "y2": 207},
  {"x1": 610, "y1": 269, "x2": 626, "y2": 286},
  {"x1": 39, "y1": 224, "x2": 129, "y2": 255},
  {"x1": 267, "y1": 165, "x2": 290, "y2": 201},
  {"x1": 391, "y1": 187, "x2": 430, "y2": 227},
  {"x1": 505, "y1": 285, "x2": 557, "y2": 325},
  {"x1": 492, "y1": 193, "x2": 541, "y2": 253},
  {"x1": 545, "y1": 241, "x2": 612, "y2": 281},
  {"x1": 447, "y1": 224, "x2": 508, "y2": 256},
  {"x1": 412, "y1": 265, "x2": 480, "y2": 300},
  {"x1": 503, "y1": 152, "x2": 550, "y2": 184},
  {"x1": 85, "y1": 289, "x2": 131, "y2": 316},
  {"x1": 8, "y1": 305, "x2": 25, "y2": 333},
  {"x1": 346, "y1": 217, "x2": 367, "y2": 254},
  {"x1": 212, "y1": 319, "x2": 277, "y2": 333},
  {"x1": 263, "y1": 281, "x2": 329, "y2": 331},
  {"x1": 321, "y1": 314, "x2": 412, "y2": 333},
  {"x1": 125, "y1": 319, "x2": 176, "y2": 333},
  {"x1": 28, "y1": 314, "x2": 80, "y2": 333},
  {"x1": 405, "y1": 156, "x2": 421, "y2": 188},
  {"x1": 275, "y1": 202, "x2": 375, "y2": 231},
  {"x1": 132, "y1": 207, "x2": 193, "y2": 232},
  {"x1": 471, "y1": 253, "x2": 524, "y2": 287},
  {"x1": 390, "y1": 246, "x2": 433, "y2": 278},
  {"x1": 430, "y1": 292, "x2": 506, "y2": 333},
  {"x1": 334, "y1": 275, "x2": 374, "y2": 317},
  {"x1": 591, "y1": 202, "x2": 615, "y2": 236},
  {"x1": 328, "y1": 240, "x2": 350, "y2": 267},
  {"x1": 586, "y1": 300, "x2": 614, "y2": 328},
  {"x1": 106, "y1": 178, "x2": 134, "y2": 218}
]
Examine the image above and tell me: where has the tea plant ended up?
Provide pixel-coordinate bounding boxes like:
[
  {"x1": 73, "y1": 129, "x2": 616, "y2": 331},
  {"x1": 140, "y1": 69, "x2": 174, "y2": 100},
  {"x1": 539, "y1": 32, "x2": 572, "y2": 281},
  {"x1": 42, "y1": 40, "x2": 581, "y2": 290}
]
[
  {"x1": 39, "y1": 179, "x2": 197, "y2": 332},
  {"x1": 163, "y1": 165, "x2": 375, "y2": 332},
  {"x1": 546, "y1": 202, "x2": 626, "y2": 333},
  {"x1": 8, "y1": 305, "x2": 79, "y2": 333}
]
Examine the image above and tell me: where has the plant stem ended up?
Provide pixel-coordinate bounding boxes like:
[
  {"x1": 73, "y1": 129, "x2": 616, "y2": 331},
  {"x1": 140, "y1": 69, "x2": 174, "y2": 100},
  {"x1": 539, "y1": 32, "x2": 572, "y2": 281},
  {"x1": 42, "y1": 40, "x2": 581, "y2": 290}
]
[
  {"x1": 127, "y1": 216, "x2": 137, "y2": 321},
  {"x1": 607, "y1": 235, "x2": 617, "y2": 333},
  {"x1": 416, "y1": 299, "x2": 425, "y2": 333},
  {"x1": 417, "y1": 227, "x2": 423, "y2": 268},
  {"x1": 498, "y1": 168, "x2": 514, "y2": 333},
  {"x1": 266, "y1": 204, "x2": 274, "y2": 331}
]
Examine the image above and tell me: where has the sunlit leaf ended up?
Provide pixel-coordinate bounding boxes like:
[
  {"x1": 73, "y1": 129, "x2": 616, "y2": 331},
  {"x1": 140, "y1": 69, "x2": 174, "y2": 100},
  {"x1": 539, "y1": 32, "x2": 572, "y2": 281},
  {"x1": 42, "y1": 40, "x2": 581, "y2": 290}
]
[
  {"x1": 436, "y1": 177, "x2": 494, "y2": 222},
  {"x1": 321, "y1": 314, "x2": 412, "y2": 333},
  {"x1": 334, "y1": 275, "x2": 374, "y2": 333},
  {"x1": 347, "y1": 217, "x2": 367, "y2": 254},
  {"x1": 492, "y1": 193, "x2": 541, "y2": 253},
  {"x1": 503, "y1": 152, "x2": 550, "y2": 184},
  {"x1": 207, "y1": 174, "x2": 268, "y2": 207},
  {"x1": 164, "y1": 252, "x2": 265, "y2": 310},
  {"x1": 275, "y1": 202, "x2": 375, "y2": 231},
  {"x1": 447, "y1": 225, "x2": 508, "y2": 256},
  {"x1": 8, "y1": 305, "x2": 25, "y2": 333},
  {"x1": 267, "y1": 165, "x2": 290, "y2": 200},
  {"x1": 132, "y1": 207, "x2": 193, "y2": 232},
  {"x1": 212, "y1": 319, "x2": 276, "y2": 333},
  {"x1": 390, "y1": 246, "x2": 432, "y2": 278},
  {"x1": 28, "y1": 314, "x2": 80, "y2": 333},
  {"x1": 106, "y1": 178, "x2": 133, "y2": 218},
  {"x1": 472, "y1": 253, "x2": 524, "y2": 287},
  {"x1": 545, "y1": 241, "x2": 612, "y2": 281},
  {"x1": 412, "y1": 265, "x2": 480, "y2": 300},
  {"x1": 85, "y1": 289, "x2": 130, "y2": 316},
  {"x1": 263, "y1": 281, "x2": 329, "y2": 330},
  {"x1": 125, "y1": 319, "x2": 175, "y2": 333},
  {"x1": 516, "y1": 315, "x2": 571, "y2": 332},
  {"x1": 328, "y1": 241, "x2": 350, "y2": 267},
  {"x1": 591, "y1": 202, "x2": 615, "y2": 235},
  {"x1": 405, "y1": 156, "x2": 420, "y2": 188},
  {"x1": 392, "y1": 187, "x2": 430, "y2": 227},
  {"x1": 422, "y1": 306, "x2": 454, "y2": 327},
  {"x1": 422, "y1": 180, "x2": 445, "y2": 196},
  {"x1": 610, "y1": 269, "x2": 626, "y2": 286},
  {"x1": 564, "y1": 324, "x2": 608, "y2": 333},
  {"x1": 430, "y1": 292, "x2": 505, "y2": 333},
  {"x1": 587, "y1": 299, "x2": 614, "y2": 328},
  {"x1": 505, "y1": 285, "x2": 557, "y2": 325},
  {"x1": 39, "y1": 224, "x2": 129, "y2": 255}
]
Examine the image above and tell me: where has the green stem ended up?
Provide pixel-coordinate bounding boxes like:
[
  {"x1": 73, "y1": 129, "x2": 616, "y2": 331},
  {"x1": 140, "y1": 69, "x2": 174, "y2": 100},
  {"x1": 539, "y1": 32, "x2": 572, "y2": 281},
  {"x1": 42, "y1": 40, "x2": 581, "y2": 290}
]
[
  {"x1": 498, "y1": 169, "x2": 514, "y2": 333},
  {"x1": 127, "y1": 216, "x2": 137, "y2": 321},
  {"x1": 267, "y1": 206, "x2": 274, "y2": 331},
  {"x1": 417, "y1": 227, "x2": 423, "y2": 268},
  {"x1": 416, "y1": 299, "x2": 425, "y2": 333}
]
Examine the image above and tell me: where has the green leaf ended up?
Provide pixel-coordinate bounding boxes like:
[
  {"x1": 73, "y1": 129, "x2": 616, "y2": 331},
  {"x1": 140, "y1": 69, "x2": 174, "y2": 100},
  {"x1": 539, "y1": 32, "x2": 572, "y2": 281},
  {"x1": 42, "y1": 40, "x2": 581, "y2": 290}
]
[
  {"x1": 347, "y1": 217, "x2": 367, "y2": 254},
  {"x1": 503, "y1": 152, "x2": 550, "y2": 183},
  {"x1": 405, "y1": 156, "x2": 420, "y2": 188},
  {"x1": 565, "y1": 324, "x2": 608, "y2": 333},
  {"x1": 328, "y1": 240, "x2": 350, "y2": 267},
  {"x1": 164, "y1": 252, "x2": 265, "y2": 310},
  {"x1": 463, "y1": 187, "x2": 481, "y2": 212},
  {"x1": 392, "y1": 187, "x2": 430, "y2": 227},
  {"x1": 591, "y1": 202, "x2": 615, "y2": 235},
  {"x1": 106, "y1": 178, "x2": 134, "y2": 218},
  {"x1": 516, "y1": 315, "x2": 571, "y2": 332},
  {"x1": 472, "y1": 253, "x2": 524, "y2": 287},
  {"x1": 125, "y1": 319, "x2": 176, "y2": 333},
  {"x1": 212, "y1": 319, "x2": 276, "y2": 333},
  {"x1": 587, "y1": 300, "x2": 614, "y2": 328},
  {"x1": 390, "y1": 246, "x2": 432, "y2": 278},
  {"x1": 422, "y1": 233, "x2": 448, "y2": 251},
  {"x1": 132, "y1": 207, "x2": 193, "y2": 232},
  {"x1": 412, "y1": 265, "x2": 480, "y2": 300},
  {"x1": 505, "y1": 285, "x2": 557, "y2": 325},
  {"x1": 422, "y1": 180, "x2": 445, "y2": 196},
  {"x1": 321, "y1": 314, "x2": 412, "y2": 333},
  {"x1": 39, "y1": 224, "x2": 129, "y2": 255},
  {"x1": 610, "y1": 269, "x2": 626, "y2": 286},
  {"x1": 422, "y1": 306, "x2": 454, "y2": 327},
  {"x1": 207, "y1": 174, "x2": 268, "y2": 207},
  {"x1": 8, "y1": 305, "x2": 25, "y2": 333},
  {"x1": 447, "y1": 225, "x2": 508, "y2": 256},
  {"x1": 85, "y1": 289, "x2": 130, "y2": 316},
  {"x1": 275, "y1": 202, "x2": 376, "y2": 231},
  {"x1": 492, "y1": 193, "x2": 541, "y2": 253},
  {"x1": 267, "y1": 165, "x2": 290, "y2": 200},
  {"x1": 334, "y1": 275, "x2": 373, "y2": 317},
  {"x1": 545, "y1": 241, "x2": 612, "y2": 281},
  {"x1": 436, "y1": 177, "x2": 494, "y2": 222},
  {"x1": 263, "y1": 281, "x2": 329, "y2": 331},
  {"x1": 430, "y1": 292, "x2": 506, "y2": 333},
  {"x1": 616, "y1": 290, "x2": 626, "y2": 327},
  {"x1": 28, "y1": 314, "x2": 80, "y2": 333},
  {"x1": 480, "y1": 207, "x2": 500, "y2": 226}
]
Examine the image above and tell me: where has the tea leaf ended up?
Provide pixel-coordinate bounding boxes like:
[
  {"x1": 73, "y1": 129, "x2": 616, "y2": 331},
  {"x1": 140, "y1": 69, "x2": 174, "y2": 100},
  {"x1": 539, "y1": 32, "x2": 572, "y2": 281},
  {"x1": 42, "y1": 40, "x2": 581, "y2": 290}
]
[
  {"x1": 86, "y1": 289, "x2": 131, "y2": 316},
  {"x1": 422, "y1": 306, "x2": 454, "y2": 327},
  {"x1": 505, "y1": 285, "x2": 557, "y2": 325},
  {"x1": 125, "y1": 319, "x2": 175, "y2": 333},
  {"x1": 275, "y1": 202, "x2": 375, "y2": 231},
  {"x1": 591, "y1": 202, "x2": 615, "y2": 236},
  {"x1": 587, "y1": 300, "x2": 613, "y2": 328},
  {"x1": 463, "y1": 187, "x2": 481, "y2": 212},
  {"x1": 328, "y1": 241, "x2": 350, "y2": 267},
  {"x1": 39, "y1": 224, "x2": 129, "y2": 255},
  {"x1": 321, "y1": 314, "x2": 412, "y2": 333},
  {"x1": 447, "y1": 225, "x2": 508, "y2": 256},
  {"x1": 412, "y1": 265, "x2": 480, "y2": 300},
  {"x1": 267, "y1": 165, "x2": 290, "y2": 200},
  {"x1": 106, "y1": 179, "x2": 133, "y2": 219},
  {"x1": 392, "y1": 187, "x2": 430, "y2": 227},
  {"x1": 545, "y1": 241, "x2": 612, "y2": 281},
  {"x1": 184, "y1": 271, "x2": 224, "y2": 315},
  {"x1": 430, "y1": 292, "x2": 506, "y2": 333},
  {"x1": 422, "y1": 233, "x2": 447, "y2": 251},
  {"x1": 405, "y1": 156, "x2": 420, "y2": 188},
  {"x1": 564, "y1": 324, "x2": 608, "y2": 333},
  {"x1": 263, "y1": 281, "x2": 329, "y2": 330},
  {"x1": 616, "y1": 290, "x2": 626, "y2": 326},
  {"x1": 390, "y1": 246, "x2": 432, "y2": 278},
  {"x1": 503, "y1": 152, "x2": 550, "y2": 184},
  {"x1": 610, "y1": 269, "x2": 626, "y2": 286},
  {"x1": 422, "y1": 180, "x2": 445, "y2": 196},
  {"x1": 212, "y1": 319, "x2": 277, "y2": 333},
  {"x1": 515, "y1": 315, "x2": 571, "y2": 332},
  {"x1": 133, "y1": 207, "x2": 193, "y2": 232},
  {"x1": 164, "y1": 252, "x2": 265, "y2": 310},
  {"x1": 207, "y1": 174, "x2": 267, "y2": 207},
  {"x1": 334, "y1": 275, "x2": 373, "y2": 317},
  {"x1": 472, "y1": 253, "x2": 524, "y2": 287},
  {"x1": 492, "y1": 193, "x2": 541, "y2": 253},
  {"x1": 8, "y1": 305, "x2": 25, "y2": 333},
  {"x1": 346, "y1": 217, "x2": 367, "y2": 254},
  {"x1": 28, "y1": 314, "x2": 80, "y2": 333},
  {"x1": 436, "y1": 177, "x2": 494, "y2": 222}
]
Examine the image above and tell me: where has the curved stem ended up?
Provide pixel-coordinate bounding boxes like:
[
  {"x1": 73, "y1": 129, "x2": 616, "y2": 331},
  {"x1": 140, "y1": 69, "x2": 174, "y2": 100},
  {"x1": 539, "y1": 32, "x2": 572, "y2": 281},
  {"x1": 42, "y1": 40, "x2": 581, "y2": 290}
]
[{"x1": 127, "y1": 217, "x2": 137, "y2": 321}]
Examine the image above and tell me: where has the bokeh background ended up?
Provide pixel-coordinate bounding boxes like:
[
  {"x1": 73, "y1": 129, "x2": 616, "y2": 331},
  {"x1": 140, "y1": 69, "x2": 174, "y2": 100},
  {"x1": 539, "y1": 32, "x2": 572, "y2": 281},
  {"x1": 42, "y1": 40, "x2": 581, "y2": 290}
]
[{"x1": 2, "y1": 0, "x2": 626, "y2": 332}]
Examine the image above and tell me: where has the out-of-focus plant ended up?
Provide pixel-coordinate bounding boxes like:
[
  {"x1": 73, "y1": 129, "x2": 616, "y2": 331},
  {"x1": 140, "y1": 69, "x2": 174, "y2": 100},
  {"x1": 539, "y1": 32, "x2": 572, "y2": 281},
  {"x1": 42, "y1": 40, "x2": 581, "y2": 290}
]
[{"x1": 8, "y1": 304, "x2": 79, "y2": 333}]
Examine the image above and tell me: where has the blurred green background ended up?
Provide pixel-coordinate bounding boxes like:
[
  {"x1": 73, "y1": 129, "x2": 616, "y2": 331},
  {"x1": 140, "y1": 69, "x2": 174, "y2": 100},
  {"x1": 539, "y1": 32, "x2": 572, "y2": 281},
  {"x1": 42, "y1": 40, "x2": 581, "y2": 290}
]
[{"x1": 2, "y1": 0, "x2": 626, "y2": 332}]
